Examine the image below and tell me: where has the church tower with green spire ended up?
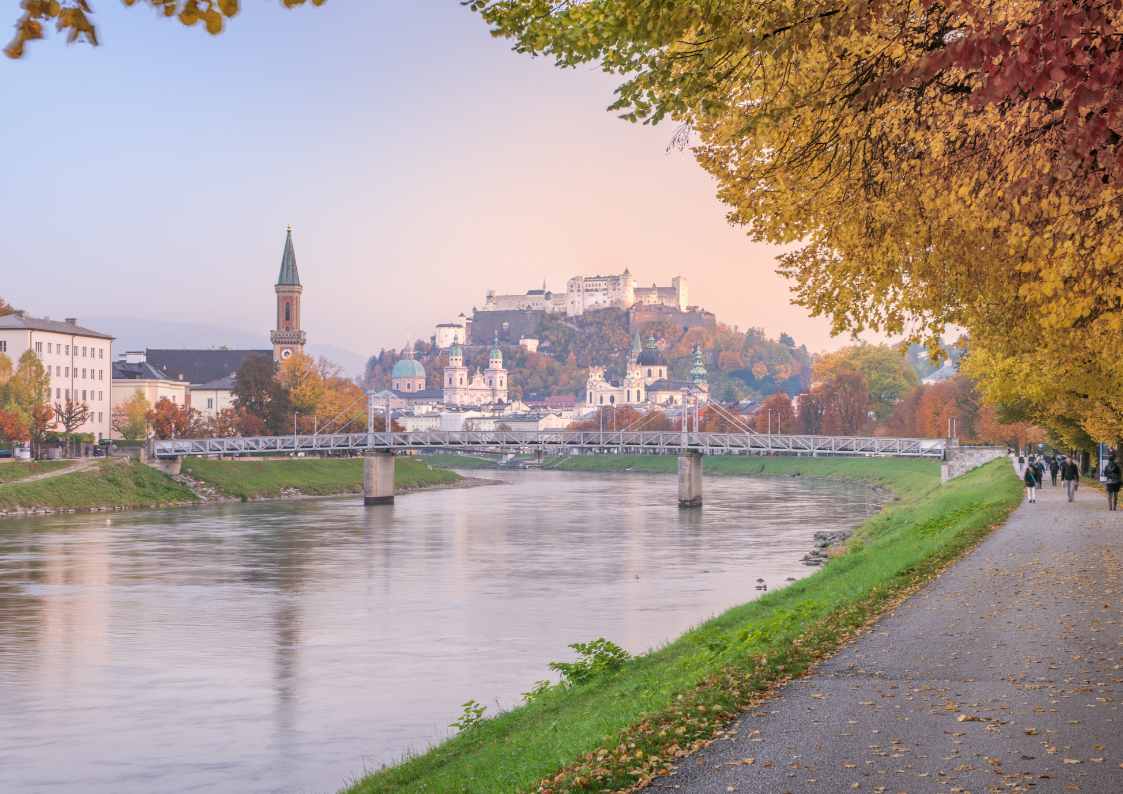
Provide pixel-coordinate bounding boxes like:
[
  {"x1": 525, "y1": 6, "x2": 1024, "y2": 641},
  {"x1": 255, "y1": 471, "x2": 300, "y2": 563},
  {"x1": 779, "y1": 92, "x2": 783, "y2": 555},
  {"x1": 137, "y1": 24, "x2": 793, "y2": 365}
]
[{"x1": 271, "y1": 227, "x2": 307, "y2": 362}]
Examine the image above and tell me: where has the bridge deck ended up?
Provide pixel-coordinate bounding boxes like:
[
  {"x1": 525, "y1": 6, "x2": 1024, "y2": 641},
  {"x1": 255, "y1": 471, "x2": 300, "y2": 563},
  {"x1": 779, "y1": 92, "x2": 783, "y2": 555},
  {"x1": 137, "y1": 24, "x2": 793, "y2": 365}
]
[{"x1": 151, "y1": 430, "x2": 947, "y2": 459}]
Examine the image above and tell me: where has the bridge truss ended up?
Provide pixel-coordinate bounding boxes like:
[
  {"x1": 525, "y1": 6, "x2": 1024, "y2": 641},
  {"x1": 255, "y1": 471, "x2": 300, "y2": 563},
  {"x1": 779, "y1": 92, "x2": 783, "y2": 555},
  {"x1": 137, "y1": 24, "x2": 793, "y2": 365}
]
[{"x1": 151, "y1": 430, "x2": 946, "y2": 459}]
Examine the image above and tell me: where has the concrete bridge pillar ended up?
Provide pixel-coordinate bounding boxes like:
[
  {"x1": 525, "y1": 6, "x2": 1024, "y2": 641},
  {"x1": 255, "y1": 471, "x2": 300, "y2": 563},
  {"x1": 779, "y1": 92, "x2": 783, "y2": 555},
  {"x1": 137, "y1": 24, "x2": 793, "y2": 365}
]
[
  {"x1": 363, "y1": 451, "x2": 395, "y2": 505},
  {"x1": 678, "y1": 451, "x2": 703, "y2": 508},
  {"x1": 149, "y1": 455, "x2": 182, "y2": 476}
]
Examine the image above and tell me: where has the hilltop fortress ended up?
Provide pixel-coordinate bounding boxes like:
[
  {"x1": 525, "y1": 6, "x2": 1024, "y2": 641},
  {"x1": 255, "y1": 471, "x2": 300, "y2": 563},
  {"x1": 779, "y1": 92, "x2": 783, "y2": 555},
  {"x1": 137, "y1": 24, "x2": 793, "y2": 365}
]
[{"x1": 483, "y1": 270, "x2": 687, "y2": 317}]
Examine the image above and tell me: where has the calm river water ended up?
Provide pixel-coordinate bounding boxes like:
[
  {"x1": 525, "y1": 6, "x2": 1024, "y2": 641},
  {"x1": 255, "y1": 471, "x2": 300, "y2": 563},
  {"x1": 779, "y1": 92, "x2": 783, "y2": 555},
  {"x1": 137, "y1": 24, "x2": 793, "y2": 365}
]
[{"x1": 0, "y1": 469, "x2": 881, "y2": 794}]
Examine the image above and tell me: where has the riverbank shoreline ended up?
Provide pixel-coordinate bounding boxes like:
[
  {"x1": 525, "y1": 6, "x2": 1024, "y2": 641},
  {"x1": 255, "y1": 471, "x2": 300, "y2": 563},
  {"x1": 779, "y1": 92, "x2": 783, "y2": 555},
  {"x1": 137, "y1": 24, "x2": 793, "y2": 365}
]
[
  {"x1": 0, "y1": 457, "x2": 481, "y2": 521},
  {"x1": 343, "y1": 457, "x2": 1022, "y2": 794}
]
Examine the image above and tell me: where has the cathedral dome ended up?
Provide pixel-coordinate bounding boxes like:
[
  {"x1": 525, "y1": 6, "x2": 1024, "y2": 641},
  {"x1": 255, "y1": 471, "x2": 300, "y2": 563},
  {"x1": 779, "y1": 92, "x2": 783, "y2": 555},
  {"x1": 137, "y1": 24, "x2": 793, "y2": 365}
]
[
  {"x1": 636, "y1": 336, "x2": 667, "y2": 366},
  {"x1": 392, "y1": 358, "x2": 426, "y2": 379}
]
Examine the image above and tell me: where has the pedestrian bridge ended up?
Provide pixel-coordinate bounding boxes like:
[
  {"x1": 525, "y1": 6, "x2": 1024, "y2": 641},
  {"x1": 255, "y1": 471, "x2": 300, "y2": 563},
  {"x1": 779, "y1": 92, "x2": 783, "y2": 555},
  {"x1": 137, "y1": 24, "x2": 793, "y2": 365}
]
[
  {"x1": 151, "y1": 429, "x2": 946, "y2": 459},
  {"x1": 151, "y1": 429, "x2": 948, "y2": 508}
]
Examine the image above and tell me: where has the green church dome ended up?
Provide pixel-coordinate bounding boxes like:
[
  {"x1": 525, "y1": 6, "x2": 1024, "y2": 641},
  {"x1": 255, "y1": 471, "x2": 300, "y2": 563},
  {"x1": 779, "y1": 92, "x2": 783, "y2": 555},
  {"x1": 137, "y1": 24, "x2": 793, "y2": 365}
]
[{"x1": 392, "y1": 358, "x2": 426, "y2": 379}]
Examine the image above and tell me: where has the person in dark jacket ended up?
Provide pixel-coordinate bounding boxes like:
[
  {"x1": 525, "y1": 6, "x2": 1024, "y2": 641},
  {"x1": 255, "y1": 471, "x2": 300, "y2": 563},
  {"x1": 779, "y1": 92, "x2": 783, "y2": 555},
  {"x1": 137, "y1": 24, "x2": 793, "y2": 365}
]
[
  {"x1": 1104, "y1": 452, "x2": 1121, "y2": 511},
  {"x1": 1060, "y1": 456, "x2": 1080, "y2": 502},
  {"x1": 1034, "y1": 458, "x2": 1046, "y2": 487},
  {"x1": 1023, "y1": 462, "x2": 1038, "y2": 503},
  {"x1": 1048, "y1": 456, "x2": 1060, "y2": 486}
]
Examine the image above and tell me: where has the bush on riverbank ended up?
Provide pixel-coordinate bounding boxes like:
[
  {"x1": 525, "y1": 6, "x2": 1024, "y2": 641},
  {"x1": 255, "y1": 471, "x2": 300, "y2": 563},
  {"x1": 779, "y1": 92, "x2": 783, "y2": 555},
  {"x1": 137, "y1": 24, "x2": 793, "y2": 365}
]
[
  {"x1": 344, "y1": 457, "x2": 1020, "y2": 794},
  {"x1": 0, "y1": 460, "x2": 197, "y2": 512},
  {"x1": 181, "y1": 456, "x2": 460, "y2": 500}
]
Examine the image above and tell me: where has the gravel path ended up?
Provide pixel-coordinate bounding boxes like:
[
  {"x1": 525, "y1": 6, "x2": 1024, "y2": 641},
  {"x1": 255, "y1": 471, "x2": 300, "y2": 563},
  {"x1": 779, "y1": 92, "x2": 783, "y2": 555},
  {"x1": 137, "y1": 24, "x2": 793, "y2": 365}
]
[{"x1": 654, "y1": 472, "x2": 1122, "y2": 793}]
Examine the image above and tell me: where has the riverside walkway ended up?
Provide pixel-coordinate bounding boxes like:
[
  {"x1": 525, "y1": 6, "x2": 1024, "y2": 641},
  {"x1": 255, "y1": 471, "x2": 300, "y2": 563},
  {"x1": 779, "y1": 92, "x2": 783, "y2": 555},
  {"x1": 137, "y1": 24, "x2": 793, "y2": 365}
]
[{"x1": 656, "y1": 473, "x2": 1122, "y2": 792}]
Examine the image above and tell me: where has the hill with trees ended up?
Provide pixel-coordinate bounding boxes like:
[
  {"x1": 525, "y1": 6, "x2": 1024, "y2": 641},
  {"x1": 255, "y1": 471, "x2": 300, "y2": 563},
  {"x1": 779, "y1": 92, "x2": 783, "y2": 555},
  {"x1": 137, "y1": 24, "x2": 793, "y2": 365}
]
[{"x1": 364, "y1": 308, "x2": 813, "y2": 404}]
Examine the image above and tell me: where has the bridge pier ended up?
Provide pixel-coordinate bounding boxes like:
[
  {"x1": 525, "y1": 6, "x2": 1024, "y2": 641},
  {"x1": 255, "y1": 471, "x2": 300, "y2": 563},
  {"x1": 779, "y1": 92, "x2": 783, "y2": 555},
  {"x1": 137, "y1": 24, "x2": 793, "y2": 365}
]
[
  {"x1": 678, "y1": 451, "x2": 703, "y2": 508},
  {"x1": 363, "y1": 451, "x2": 395, "y2": 505}
]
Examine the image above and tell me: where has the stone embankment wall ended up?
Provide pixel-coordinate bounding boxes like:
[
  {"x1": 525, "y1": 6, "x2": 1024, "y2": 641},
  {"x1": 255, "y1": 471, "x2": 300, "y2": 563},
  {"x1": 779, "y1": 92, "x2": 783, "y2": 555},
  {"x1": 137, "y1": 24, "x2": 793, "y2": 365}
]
[{"x1": 941, "y1": 445, "x2": 1006, "y2": 482}]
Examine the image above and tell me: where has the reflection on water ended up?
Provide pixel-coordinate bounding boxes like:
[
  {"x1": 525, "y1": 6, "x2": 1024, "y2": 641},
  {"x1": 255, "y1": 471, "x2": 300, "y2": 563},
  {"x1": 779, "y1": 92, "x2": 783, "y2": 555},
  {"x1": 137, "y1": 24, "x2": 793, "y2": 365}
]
[{"x1": 0, "y1": 469, "x2": 881, "y2": 794}]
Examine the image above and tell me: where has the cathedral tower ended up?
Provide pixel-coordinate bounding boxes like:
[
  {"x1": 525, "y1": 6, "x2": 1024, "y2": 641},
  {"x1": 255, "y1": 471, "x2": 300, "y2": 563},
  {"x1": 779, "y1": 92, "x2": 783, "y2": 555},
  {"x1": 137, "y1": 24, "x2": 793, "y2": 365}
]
[{"x1": 271, "y1": 227, "x2": 307, "y2": 362}]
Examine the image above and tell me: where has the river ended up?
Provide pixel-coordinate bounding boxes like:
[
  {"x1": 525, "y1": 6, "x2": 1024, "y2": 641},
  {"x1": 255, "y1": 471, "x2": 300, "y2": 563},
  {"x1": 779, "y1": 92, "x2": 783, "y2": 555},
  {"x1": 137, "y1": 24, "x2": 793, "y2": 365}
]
[{"x1": 0, "y1": 469, "x2": 882, "y2": 794}]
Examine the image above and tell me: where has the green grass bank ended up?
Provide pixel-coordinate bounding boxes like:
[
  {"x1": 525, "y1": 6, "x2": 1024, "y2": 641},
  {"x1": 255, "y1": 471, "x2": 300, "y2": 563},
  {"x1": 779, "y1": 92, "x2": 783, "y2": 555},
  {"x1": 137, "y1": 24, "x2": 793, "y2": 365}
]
[
  {"x1": 0, "y1": 460, "x2": 198, "y2": 513},
  {"x1": 422, "y1": 453, "x2": 506, "y2": 470},
  {"x1": 0, "y1": 460, "x2": 71, "y2": 484},
  {"x1": 182, "y1": 456, "x2": 460, "y2": 500},
  {"x1": 344, "y1": 456, "x2": 1021, "y2": 794}
]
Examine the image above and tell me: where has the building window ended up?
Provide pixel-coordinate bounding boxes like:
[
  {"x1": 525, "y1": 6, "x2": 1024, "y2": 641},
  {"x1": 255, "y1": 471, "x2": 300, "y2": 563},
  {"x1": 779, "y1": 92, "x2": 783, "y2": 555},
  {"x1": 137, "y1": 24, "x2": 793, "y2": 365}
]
[
  {"x1": 65, "y1": 345, "x2": 69, "y2": 355},
  {"x1": 47, "y1": 343, "x2": 52, "y2": 353},
  {"x1": 55, "y1": 365, "x2": 60, "y2": 376},
  {"x1": 82, "y1": 346, "x2": 87, "y2": 357},
  {"x1": 284, "y1": 302, "x2": 291, "y2": 324},
  {"x1": 99, "y1": 348, "x2": 104, "y2": 359},
  {"x1": 98, "y1": 412, "x2": 103, "y2": 423},
  {"x1": 0, "y1": 341, "x2": 5, "y2": 352},
  {"x1": 64, "y1": 367, "x2": 69, "y2": 377},
  {"x1": 35, "y1": 342, "x2": 43, "y2": 353},
  {"x1": 55, "y1": 388, "x2": 60, "y2": 399},
  {"x1": 207, "y1": 398, "x2": 214, "y2": 410},
  {"x1": 82, "y1": 390, "x2": 87, "y2": 401},
  {"x1": 82, "y1": 368, "x2": 87, "y2": 379},
  {"x1": 98, "y1": 391, "x2": 103, "y2": 401}
]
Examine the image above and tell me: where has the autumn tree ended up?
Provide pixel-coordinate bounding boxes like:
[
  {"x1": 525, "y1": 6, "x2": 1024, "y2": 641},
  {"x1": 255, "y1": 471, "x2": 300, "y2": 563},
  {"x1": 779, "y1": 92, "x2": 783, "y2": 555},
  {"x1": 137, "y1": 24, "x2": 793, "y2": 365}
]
[
  {"x1": 147, "y1": 397, "x2": 200, "y2": 440},
  {"x1": 7, "y1": 0, "x2": 328, "y2": 59},
  {"x1": 468, "y1": 0, "x2": 1123, "y2": 449},
  {"x1": 822, "y1": 371, "x2": 871, "y2": 436},
  {"x1": 753, "y1": 392, "x2": 795, "y2": 434},
  {"x1": 233, "y1": 354, "x2": 290, "y2": 434},
  {"x1": 0, "y1": 409, "x2": 29, "y2": 445},
  {"x1": 28, "y1": 404, "x2": 54, "y2": 458},
  {"x1": 813, "y1": 345, "x2": 918, "y2": 422},
  {"x1": 795, "y1": 390, "x2": 827, "y2": 436},
  {"x1": 111, "y1": 391, "x2": 151, "y2": 441},
  {"x1": 53, "y1": 397, "x2": 91, "y2": 455}
]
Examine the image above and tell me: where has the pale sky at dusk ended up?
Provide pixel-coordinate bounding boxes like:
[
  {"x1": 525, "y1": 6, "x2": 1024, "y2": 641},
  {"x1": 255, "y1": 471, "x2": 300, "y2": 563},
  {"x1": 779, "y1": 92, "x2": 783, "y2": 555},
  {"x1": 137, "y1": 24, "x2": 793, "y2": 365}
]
[{"x1": 4, "y1": 1, "x2": 861, "y2": 368}]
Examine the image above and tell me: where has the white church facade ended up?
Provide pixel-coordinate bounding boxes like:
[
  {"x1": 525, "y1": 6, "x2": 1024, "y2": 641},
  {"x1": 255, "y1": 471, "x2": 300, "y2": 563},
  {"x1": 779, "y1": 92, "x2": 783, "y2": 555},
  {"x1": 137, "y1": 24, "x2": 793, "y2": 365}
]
[{"x1": 443, "y1": 339, "x2": 508, "y2": 406}]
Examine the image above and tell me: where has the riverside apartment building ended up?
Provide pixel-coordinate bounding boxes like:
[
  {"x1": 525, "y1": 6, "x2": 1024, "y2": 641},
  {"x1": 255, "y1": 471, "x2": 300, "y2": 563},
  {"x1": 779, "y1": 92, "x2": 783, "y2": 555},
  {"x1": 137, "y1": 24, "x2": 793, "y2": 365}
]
[{"x1": 0, "y1": 312, "x2": 114, "y2": 442}]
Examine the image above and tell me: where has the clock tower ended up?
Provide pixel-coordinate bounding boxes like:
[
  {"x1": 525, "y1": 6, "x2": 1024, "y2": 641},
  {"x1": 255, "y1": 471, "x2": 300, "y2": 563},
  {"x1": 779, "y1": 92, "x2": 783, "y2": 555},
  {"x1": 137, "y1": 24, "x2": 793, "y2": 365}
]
[{"x1": 271, "y1": 226, "x2": 307, "y2": 362}]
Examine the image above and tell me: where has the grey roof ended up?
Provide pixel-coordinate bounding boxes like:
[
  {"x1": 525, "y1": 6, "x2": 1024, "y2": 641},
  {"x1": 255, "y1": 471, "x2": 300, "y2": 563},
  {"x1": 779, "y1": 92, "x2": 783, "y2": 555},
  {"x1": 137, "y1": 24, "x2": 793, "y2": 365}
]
[
  {"x1": 391, "y1": 388, "x2": 444, "y2": 401},
  {"x1": 647, "y1": 379, "x2": 701, "y2": 392},
  {"x1": 277, "y1": 227, "x2": 301, "y2": 286},
  {"x1": 146, "y1": 349, "x2": 272, "y2": 386},
  {"x1": 193, "y1": 375, "x2": 236, "y2": 391},
  {"x1": 112, "y1": 360, "x2": 174, "y2": 381},
  {"x1": 0, "y1": 312, "x2": 113, "y2": 340}
]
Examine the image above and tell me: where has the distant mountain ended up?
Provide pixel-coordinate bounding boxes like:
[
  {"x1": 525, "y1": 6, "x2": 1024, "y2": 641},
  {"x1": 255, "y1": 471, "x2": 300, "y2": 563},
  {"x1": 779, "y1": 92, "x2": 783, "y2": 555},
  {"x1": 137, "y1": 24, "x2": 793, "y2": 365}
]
[{"x1": 82, "y1": 316, "x2": 367, "y2": 379}]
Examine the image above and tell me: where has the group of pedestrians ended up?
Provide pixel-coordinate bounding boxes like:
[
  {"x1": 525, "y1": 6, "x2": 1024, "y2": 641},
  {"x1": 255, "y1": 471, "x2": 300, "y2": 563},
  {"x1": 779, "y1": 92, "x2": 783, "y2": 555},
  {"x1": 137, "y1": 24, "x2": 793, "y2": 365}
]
[{"x1": 1018, "y1": 450, "x2": 1122, "y2": 509}]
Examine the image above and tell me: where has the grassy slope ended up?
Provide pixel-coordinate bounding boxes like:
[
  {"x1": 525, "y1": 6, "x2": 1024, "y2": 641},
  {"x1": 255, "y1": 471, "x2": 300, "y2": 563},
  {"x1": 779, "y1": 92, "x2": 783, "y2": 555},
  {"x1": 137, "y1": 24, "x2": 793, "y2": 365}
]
[
  {"x1": 546, "y1": 454, "x2": 937, "y2": 499},
  {"x1": 0, "y1": 460, "x2": 71, "y2": 484},
  {"x1": 345, "y1": 458, "x2": 1021, "y2": 793},
  {"x1": 0, "y1": 460, "x2": 197, "y2": 511},
  {"x1": 181, "y1": 456, "x2": 460, "y2": 499},
  {"x1": 423, "y1": 453, "x2": 505, "y2": 470}
]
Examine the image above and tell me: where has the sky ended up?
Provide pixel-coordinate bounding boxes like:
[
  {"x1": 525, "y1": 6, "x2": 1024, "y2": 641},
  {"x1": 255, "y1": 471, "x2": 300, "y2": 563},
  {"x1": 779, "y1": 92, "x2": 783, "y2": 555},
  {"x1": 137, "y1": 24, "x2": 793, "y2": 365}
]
[{"x1": 3, "y1": 1, "x2": 860, "y2": 372}]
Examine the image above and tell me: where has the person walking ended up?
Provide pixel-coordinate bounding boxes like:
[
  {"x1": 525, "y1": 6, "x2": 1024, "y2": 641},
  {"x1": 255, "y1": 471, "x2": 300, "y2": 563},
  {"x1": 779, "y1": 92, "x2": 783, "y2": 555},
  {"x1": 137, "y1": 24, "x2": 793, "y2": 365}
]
[
  {"x1": 1104, "y1": 451, "x2": 1121, "y2": 511},
  {"x1": 1023, "y1": 462, "x2": 1038, "y2": 503},
  {"x1": 1061, "y1": 455, "x2": 1080, "y2": 502},
  {"x1": 1049, "y1": 456, "x2": 1059, "y2": 486},
  {"x1": 1035, "y1": 457, "x2": 1047, "y2": 487}
]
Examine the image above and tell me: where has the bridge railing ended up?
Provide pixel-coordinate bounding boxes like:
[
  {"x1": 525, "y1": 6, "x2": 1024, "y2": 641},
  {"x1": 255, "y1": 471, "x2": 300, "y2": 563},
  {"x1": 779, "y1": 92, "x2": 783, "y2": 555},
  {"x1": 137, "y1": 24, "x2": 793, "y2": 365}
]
[{"x1": 151, "y1": 430, "x2": 946, "y2": 459}]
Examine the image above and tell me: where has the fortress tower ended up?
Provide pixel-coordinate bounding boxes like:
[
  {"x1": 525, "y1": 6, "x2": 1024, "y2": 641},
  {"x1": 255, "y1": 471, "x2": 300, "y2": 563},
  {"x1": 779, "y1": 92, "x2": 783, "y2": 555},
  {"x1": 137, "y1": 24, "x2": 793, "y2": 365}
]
[{"x1": 270, "y1": 227, "x2": 307, "y2": 362}]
